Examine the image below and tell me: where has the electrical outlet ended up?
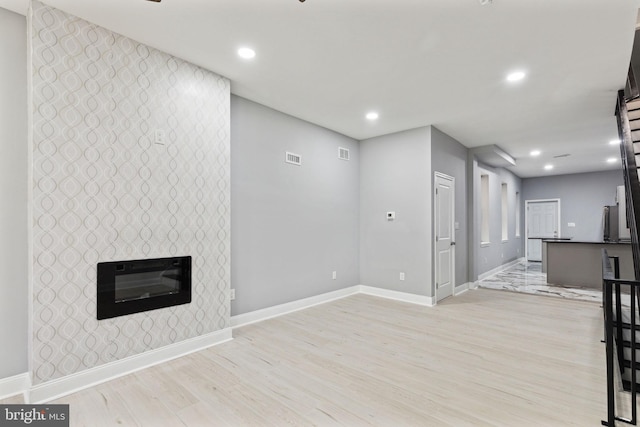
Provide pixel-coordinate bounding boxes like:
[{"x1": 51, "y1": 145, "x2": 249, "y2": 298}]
[
  {"x1": 332, "y1": 271, "x2": 337, "y2": 280},
  {"x1": 230, "y1": 289, "x2": 235, "y2": 301},
  {"x1": 399, "y1": 272, "x2": 405, "y2": 281},
  {"x1": 154, "y1": 129, "x2": 165, "y2": 145}
]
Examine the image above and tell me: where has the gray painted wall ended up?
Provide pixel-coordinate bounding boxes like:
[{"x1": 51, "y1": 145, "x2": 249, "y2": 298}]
[
  {"x1": 472, "y1": 160, "x2": 524, "y2": 278},
  {"x1": 359, "y1": 127, "x2": 432, "y2": 296},
  {"x1": 230, "y1": 96, "x2": 360, "y2": 315},
  {"x1": 0, "y1": 8, "x2": 28, "y2": 379},
  {"x1": 431, "y1": 127, "x2": 468, "y2": 287},
  {"x1": 522, "y1": 170, "x2": 623, "y2": 242}
]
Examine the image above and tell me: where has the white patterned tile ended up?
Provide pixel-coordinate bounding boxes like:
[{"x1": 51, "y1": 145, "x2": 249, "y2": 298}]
[
  {"x1": 478, "y1": 261, "x2": 602, "y2": 303},
  {"x1": 31, "y1": 1, "x2": 230, "y2": 384}
]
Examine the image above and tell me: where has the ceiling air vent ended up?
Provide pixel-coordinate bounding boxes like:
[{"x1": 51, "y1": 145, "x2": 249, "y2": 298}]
[
  {"x1": 338, "y1": 147, "x2": 350, "y2": 161},
  {"x1": 285, "y1": 151, "x2": 302, "y2": 166}
]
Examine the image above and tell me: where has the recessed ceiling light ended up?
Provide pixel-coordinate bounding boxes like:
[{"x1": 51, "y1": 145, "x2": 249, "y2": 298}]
[
  {"x1": 506, "y1": 71, "x2": 526, "y2": 83},
  {"x1": 530, "y1": 150, "x2": 541, "y2": 157},
  {"x1": 544, "y1": 164, "x2": 553, "y2": 170},
  {"x1": 237, "y1": 47, "x2": 256, "y2": 59},
  {"x1": 607, "y1": 157, "x2": 618, "y2": 163},
  {"x1": 366, "y1": 112, "x2": 379, "y2": 120},
  {"x1": 609, "y1": 139, "x2": 620, "y2": 145}
]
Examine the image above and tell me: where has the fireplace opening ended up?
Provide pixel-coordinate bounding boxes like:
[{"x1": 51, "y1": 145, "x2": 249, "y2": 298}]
[{"x1": 97, "y1": 256, "x2": 191, "y2": 320}]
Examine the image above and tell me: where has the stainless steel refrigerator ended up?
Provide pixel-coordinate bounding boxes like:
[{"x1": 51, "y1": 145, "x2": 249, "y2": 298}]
[{"x1": 603, "y1": 205, "x2": 620, "y2": 242}]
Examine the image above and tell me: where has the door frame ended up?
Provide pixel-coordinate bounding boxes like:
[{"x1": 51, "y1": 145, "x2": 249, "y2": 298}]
[
  {"x1": 434, "y1": 172, "x2": 455, "y2": 302},
  {"x1": 524, "y1": 198, "x2": 561, "y2": 261}
]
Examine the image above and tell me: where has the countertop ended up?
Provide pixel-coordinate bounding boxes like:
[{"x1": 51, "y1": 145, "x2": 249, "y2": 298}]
[
  {"x1": 531, "y1": 237, "x2": 570, "y2": 241},
  {"x1": 543, "y1": 239, "x2": 631, "y2": 245}
]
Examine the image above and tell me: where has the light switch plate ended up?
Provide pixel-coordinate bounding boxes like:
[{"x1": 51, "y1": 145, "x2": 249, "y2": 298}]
[{"x1": 154, "y1": 129, "x2": 165, "y2": 145}]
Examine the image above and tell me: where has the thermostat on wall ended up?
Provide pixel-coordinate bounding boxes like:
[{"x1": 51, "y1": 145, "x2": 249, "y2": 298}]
[{"x1": 387, "y1": 212, "x2": 395, "y2": 220}]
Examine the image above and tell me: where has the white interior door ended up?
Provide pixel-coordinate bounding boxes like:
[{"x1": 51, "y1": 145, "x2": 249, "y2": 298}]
[
  {"x1": 526, "y1": 200, "x2": 559, "y2": 261},
  {"x1": 435, "y1": 173, "x2": 455, "y2": 302}
]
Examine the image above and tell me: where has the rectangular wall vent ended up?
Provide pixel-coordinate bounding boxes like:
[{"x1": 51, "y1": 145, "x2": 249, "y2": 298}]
[
  {"x1": 338, "y1": 147, "x2": 350, "y2": 161},
  {"x1": 285, "y1": 151, "x2": 302, "y2": 166}
]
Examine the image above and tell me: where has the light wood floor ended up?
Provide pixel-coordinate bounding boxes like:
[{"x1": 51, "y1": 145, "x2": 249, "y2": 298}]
[{"x1": 2, "y1": 290, "x2": 615, "y2": 425}]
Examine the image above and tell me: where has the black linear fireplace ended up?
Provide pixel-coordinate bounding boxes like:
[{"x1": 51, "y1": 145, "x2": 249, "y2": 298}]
[{"x1": 97, "y1": 256, "x2": 191, "y2": 320}]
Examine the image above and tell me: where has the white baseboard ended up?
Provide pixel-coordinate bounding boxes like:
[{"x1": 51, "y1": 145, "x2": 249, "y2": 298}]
[
  {"x1": 468, "y1": 281, "x2": 479, "y2": 290},
  {"x1": 27, "y1": 283, "x2": 443, "y2": 403},
  {"x1": 454, "y1": 282, "x2": 473, "y2": 296},
  {"x1": 28, "y1": 328, "x2": 232, "y2": 404},
  {"x1": 231, "y1": 285, "x2": 437, "y2": 329},
  {"x1": 478, "y1": 257, "x2": 524, "y2": 281},
  {"x1": 359, "y1": 285, "x2": 435, "y2": 307},
  {"x1": 0, "y1": 372, "x2": 30, "y2": 401},
  {"x1": 231, "y1": 286, "x2": 360, "y2": 328}
]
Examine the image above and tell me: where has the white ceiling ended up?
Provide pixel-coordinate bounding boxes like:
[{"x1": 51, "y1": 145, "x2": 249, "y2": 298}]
[{"x1": 3, "y1": 0, "x2": 640, "y2": 178}]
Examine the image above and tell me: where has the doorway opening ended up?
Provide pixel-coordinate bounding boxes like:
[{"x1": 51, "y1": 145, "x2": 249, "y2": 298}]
[{"x1": 525, "y1": 199, "x2": 560, "y2": 262}]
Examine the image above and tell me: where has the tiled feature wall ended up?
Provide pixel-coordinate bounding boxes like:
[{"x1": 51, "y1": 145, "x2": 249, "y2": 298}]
[{"x1": 30, "y1": 1, "x2": 230, "y2": 384}]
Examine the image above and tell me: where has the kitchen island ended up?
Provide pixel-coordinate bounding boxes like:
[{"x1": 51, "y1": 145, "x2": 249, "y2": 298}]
[{"x1": 543, "y1": 240, "x2": 633, "y2": 289}]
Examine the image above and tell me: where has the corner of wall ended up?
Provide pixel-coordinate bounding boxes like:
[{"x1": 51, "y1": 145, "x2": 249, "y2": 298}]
[{"x1": 359, "y1": 126, "x2": 433, "y2": 297}]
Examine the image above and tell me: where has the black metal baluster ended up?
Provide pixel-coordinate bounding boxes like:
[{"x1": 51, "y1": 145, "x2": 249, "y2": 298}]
[
  {"x1": 603, "y1": 279, "x2": 616, "y2": 426},
  {"x1": 631, "y1": 283, "x2": 637, "y2": 425},
  {"x1": 618, "y1": 281, "x2": 626, "y2": 372}
]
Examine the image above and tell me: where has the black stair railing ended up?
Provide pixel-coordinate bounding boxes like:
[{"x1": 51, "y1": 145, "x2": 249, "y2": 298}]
[
  {"x1": 626, "y1": 64, "x2": 640, "y2": 102},
  {"x1": 616, "y1": 89, "x2": 640, "y2": 281},
  {"x1": 602, "y1": 249, "x2": 638, "y2": 426},
  {"x1": 604, "y1": 79, "x2": 640, "y2": 425}
]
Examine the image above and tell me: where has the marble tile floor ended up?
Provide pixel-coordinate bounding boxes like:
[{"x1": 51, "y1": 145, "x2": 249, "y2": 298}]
[{"x1": 478, "y1": 260, "x2": 605, "y2": 304}]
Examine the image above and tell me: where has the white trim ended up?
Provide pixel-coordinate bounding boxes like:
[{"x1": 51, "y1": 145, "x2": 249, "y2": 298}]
[
  {"x1": 468, "y1": 281, "x2": 479, "y2": 290},
  {"x1": 524, "y1": 198, "x2": 561, "y2": 261},
  {"x1": 28, "y1": 328, "x2": 232, "y2": 404},
  {"x1": 231, "y1": 286, "x2": 360, "y2": 328},
  {"x1": 0, "y1": 373, "x2": 30, "y2": 401},
  {"x1": 500, "y1": 182, "x2": 509, "y2": 241},
  {"x1": 27, "y1": 284, "x2": 439, "y2": 404},
  {"x1": 232, "y1": 285, "x2": 435, "y2": 329},
  {"x1": 515, "y1": 191, "x2": 521, "y2": 238},
  {"x1": 477, "y1": 257, "x2": 525, "y2": 281},
  {"x1": 360, "y1": 285, "x2": 435, "y2": 307},
  {"x1": 480, "y1": 173, "x2": 490, "y2": 244},
  {"x1": 454, "y1": 282, "x2": 472, "y2": 296}
]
